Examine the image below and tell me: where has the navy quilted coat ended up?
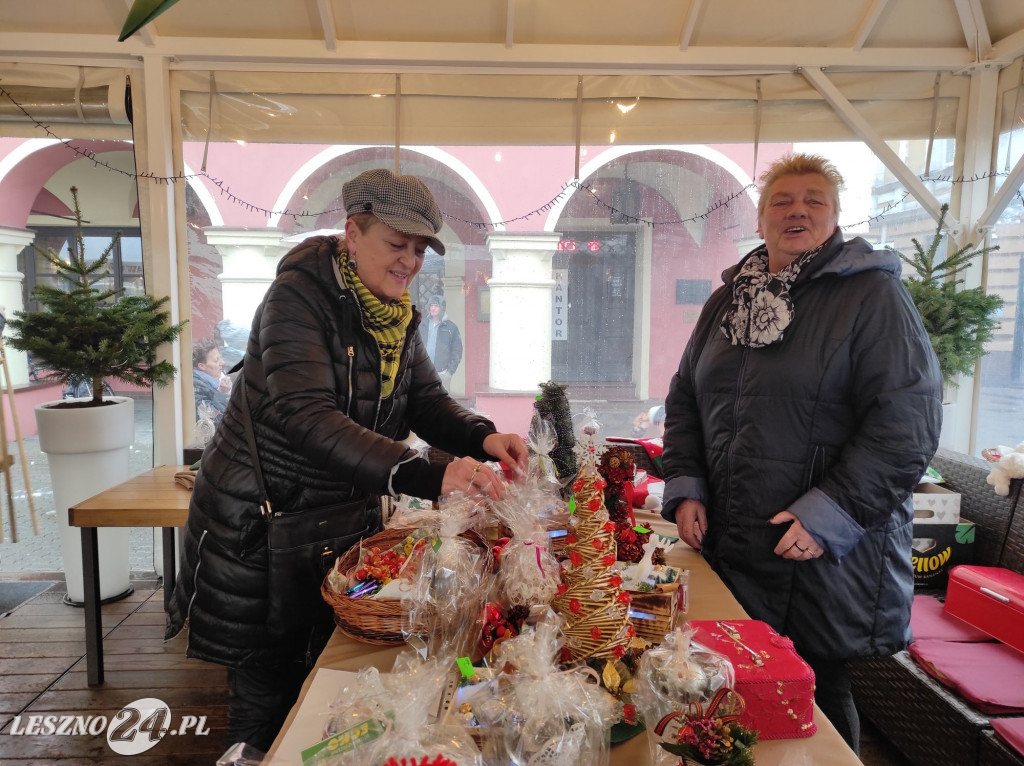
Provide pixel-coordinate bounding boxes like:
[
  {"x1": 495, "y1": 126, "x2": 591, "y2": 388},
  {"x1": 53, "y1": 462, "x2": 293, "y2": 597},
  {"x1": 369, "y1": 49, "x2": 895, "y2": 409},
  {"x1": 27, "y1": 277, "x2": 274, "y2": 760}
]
[{"x1": 661, "y1": 232, "x2": 943, "y2": 660}]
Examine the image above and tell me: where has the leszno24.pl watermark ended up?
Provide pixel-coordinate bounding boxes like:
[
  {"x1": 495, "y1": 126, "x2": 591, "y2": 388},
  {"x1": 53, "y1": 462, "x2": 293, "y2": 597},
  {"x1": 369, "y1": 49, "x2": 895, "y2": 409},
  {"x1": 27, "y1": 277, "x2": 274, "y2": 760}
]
[{"x1": 8, "y1": 698, "x2": 209, "y2": 756}]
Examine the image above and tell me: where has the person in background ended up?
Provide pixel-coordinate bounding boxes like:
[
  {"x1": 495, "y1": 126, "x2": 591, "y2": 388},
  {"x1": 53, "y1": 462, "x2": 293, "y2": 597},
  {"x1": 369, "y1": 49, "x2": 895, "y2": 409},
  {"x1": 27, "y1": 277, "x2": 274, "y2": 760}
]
[
  {"x1": 167, "y1": 168, "x2": 528, "y2": 752},
  {"x1": 192, "y1": 339, "x2": 231, "y2": 421},
  {"x1": 660, "y1": 153, "x2": 943, "y2": 753},
  {"x1": 631, "y1": 404, "x2": 665, "y2": 438},
  {"x1": 418, "y1": 293, "x2": 462, "y2": 392},
  {"x1": 215, "y1": 318, "x2": 249, "y2": 372}
]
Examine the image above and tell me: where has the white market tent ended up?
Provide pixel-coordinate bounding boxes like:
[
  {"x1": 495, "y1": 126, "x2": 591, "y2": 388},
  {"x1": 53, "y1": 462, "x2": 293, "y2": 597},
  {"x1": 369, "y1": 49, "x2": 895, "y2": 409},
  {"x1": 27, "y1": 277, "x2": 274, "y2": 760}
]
[{"x1": 2, "y1": 0, "x2": 1024, "y2": 460}]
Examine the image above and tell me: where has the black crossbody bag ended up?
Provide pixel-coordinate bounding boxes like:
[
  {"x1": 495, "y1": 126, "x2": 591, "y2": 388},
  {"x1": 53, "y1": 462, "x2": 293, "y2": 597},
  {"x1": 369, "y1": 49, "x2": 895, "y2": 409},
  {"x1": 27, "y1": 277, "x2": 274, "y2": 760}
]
[{"x1": 238, "y1": 379, "x2": 375, "y2": 623}]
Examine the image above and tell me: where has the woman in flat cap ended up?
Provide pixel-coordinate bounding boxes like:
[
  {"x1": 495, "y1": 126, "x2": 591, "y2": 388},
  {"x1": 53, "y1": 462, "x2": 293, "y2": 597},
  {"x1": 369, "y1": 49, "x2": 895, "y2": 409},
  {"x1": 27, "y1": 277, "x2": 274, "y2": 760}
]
[{"x1": 167, "y1": 168, "x2": 527, "y2": 750}]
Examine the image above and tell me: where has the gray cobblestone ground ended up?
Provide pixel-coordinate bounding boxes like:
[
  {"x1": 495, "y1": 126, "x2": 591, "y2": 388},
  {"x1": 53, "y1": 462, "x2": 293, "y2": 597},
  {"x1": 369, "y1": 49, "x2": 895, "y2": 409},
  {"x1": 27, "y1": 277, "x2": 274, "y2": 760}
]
[{"x1": 0, "y1": 396, "x2": 155, "y2": 577}]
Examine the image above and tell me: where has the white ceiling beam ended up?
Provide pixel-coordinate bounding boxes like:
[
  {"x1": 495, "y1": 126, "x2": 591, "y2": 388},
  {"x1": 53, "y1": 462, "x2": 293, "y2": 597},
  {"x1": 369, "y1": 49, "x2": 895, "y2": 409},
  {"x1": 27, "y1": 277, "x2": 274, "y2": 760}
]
[
  {"x1": 123, "y1": 0, "x2": 155, "y2": 47},
  {"x1": 850, "y1": 0, "x2": 892, "y2": 52},
  {"x1": 990, "y1": 26, "x2": 1024, "y2": 64},
  {"x1": 316, "y1": 0, "x2": 338, "y2": 52},
  {"x1": 976, "y1": 149, "x2": 1024, "y2": 232},
  {"x1": 505, "y1": 0, "x2": 515, "y2": 48},
  {"x1": 953, "y1": 0, "x2": 993, "y2": 61},
  {"x1": 679, "y1": 0, "x2": 705, "y2": 51},
  {"x1": 801, "y1": 66, "x2": 953, "y2": 228},
  {"x1": 0, "y1": 34, "x2": 978, "y2": 75}
]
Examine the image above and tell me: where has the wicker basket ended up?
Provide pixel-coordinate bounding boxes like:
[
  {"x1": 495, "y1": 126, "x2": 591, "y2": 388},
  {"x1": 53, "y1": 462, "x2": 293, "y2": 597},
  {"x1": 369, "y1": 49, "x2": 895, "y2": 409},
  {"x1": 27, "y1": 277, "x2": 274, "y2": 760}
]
[
  {"x1": 628, "y1": 585, "x2": 678, "y2": 644},
  {"x1": 321, "y1": 525, "x2": 489, "y2": 646}
]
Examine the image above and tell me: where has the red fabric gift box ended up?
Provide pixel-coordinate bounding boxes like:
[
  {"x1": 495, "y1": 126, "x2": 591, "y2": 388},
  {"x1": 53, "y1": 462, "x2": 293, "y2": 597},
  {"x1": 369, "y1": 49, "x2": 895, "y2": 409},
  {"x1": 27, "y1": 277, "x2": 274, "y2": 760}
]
[
  {"x1": 688, "y1": 619, "x2": 817, "y2": 740},
  {"x1": 943, "y1": 565, "x2": 1024, "y2": 655}
]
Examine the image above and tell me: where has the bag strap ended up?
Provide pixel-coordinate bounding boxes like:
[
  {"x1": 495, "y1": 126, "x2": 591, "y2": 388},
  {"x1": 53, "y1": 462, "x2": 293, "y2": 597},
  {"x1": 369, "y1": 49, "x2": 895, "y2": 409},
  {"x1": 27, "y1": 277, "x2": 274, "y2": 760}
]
[{"x1": 237, "y1": 376, "x2": 273, "y2": 519}]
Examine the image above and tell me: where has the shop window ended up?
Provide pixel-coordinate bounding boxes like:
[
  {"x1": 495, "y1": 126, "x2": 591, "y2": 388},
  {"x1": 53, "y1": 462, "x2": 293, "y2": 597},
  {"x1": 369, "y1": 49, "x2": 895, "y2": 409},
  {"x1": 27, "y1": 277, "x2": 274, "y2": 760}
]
[{"x1": 18, "y1": 227, "x2": 144, "y2": 313}]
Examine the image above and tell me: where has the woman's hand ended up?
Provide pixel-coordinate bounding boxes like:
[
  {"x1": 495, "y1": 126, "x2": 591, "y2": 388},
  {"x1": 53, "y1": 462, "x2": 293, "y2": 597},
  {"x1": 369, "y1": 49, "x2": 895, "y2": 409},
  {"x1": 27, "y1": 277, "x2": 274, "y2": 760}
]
[
  {"x1": 442, "y1": 457, "x2": 505, "y2": 499},
  {"x1": 482, "y1": 433, "x2": 529, "y2": 479},
  {"x1": 675, "y1": 498, "x2": 707, "y2": 550},
  {"x1": 770, "y1": 510, "x2": 824, "y2": 560}
]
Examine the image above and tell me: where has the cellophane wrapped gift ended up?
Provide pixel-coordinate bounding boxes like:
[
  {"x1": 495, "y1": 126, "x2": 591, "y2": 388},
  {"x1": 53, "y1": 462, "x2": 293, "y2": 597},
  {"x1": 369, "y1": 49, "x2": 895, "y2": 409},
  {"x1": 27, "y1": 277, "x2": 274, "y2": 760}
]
[
  {"x1": 494, "y1": 613, "x2": 619, "y2": 766},
  {"x1": 401, "y1": 493, "x2": 495, "y2": 660},
  {"x1": 194, "y1": 401, "x2": 217, "y2": 448},
  {"x1": 384, "y1": 495, "x2": 441, "y2": 530},
  {"x1": 353, "y1": 652, "x2": 483, "y2": 766},
  {"x1": 634, "y1": 626, "x2": 736, "y2": 766},
  {"x1": 489, "y1": 470, "x2": 563, "y2": 612},
  {"x1": 525, "y1": 413, "x2": 567, "y2": 494},
  {"x1": 306, "y1": 666, "x2": 393, "y2": 764}
]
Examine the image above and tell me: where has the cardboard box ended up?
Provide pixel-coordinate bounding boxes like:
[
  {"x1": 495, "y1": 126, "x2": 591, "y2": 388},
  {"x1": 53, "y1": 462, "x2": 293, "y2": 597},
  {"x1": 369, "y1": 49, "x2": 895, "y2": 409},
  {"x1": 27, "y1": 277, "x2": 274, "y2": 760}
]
[
  {"x1": 912, "y1": 519, "x2": 975, "y2": 589},
  {"x1": 913, "y1": 483, "x2": 962, "y2": 524}
]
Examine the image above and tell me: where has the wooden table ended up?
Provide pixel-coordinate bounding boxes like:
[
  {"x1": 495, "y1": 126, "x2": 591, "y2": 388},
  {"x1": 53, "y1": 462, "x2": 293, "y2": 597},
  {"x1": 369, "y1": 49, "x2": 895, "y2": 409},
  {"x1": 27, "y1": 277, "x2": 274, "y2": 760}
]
[
  {"x1": 265, "y1": 523, "x2": 864, "y2": 765},
  {"x1": 67, "y1": 464, "x2": 192, "y2": 686}
]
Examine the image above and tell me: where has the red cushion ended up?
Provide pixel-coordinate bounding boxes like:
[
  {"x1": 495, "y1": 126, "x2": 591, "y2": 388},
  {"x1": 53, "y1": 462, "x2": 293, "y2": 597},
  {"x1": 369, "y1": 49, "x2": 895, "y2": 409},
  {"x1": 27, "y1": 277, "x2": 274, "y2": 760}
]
[
  {"x1": 911, "y1": 595, "x2": 992, "y2": 642},
  {"x1": 909, "y1": 640, "x2": 1024, "y2": 714},
  {"x1": 992, "y1": 718, "x2": 1024, "y2": 757}
]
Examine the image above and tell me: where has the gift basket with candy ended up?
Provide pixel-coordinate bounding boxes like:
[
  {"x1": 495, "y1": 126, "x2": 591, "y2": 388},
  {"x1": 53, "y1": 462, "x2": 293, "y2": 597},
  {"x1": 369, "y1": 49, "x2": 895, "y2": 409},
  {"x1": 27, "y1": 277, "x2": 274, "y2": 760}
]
[
  {"x1": 321, "y1": 527, "x2": 434, "y2": 645},
  {"x1": 322, "y1": 495, "x2": 491, "y2": 647}
]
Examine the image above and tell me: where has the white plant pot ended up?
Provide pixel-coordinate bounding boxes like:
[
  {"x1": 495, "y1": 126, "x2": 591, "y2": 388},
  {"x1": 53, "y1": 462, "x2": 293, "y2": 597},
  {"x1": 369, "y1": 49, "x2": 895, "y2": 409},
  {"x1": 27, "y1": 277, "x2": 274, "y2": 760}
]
[{"x1": 36, "y1": 396, "x2": 134, "y2": 604}]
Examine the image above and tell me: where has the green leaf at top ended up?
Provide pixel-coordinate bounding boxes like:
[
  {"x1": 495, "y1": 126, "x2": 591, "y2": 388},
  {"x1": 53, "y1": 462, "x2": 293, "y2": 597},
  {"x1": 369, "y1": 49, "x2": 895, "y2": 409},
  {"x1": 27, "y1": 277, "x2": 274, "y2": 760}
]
[{"x1": 119, "y1": 0, "x2": 183, "y2": 42}]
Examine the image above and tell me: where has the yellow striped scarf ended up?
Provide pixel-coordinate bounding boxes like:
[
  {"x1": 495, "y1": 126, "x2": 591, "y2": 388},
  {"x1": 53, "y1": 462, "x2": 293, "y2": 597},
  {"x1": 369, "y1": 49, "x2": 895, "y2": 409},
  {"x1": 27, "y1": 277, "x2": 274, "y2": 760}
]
[{"x1": 339, "y1": 253, "x2": 412, "y2": 399}]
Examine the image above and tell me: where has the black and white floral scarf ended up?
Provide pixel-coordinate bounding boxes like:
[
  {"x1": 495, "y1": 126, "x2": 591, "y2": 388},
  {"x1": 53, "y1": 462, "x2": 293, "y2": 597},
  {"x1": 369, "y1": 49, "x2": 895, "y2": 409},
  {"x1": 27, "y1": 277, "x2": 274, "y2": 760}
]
[{"x1": 720, "y1": 242, "x2": 826, "y2": 348}]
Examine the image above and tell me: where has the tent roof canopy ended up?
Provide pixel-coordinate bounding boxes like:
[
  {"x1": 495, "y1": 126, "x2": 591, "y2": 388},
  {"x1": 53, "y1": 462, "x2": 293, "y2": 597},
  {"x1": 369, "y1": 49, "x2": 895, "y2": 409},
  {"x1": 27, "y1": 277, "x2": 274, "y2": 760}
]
[{"x1": 1, "y1": 0, "x2": 1023, "y2": 76}]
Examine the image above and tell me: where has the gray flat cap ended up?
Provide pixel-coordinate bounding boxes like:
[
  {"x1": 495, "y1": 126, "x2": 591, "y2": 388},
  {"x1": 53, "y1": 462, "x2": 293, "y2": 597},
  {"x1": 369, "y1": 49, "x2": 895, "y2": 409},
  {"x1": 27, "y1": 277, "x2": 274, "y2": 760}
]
[{"x1": 342, "y1": 168, "x2": 445, "y2": 255}]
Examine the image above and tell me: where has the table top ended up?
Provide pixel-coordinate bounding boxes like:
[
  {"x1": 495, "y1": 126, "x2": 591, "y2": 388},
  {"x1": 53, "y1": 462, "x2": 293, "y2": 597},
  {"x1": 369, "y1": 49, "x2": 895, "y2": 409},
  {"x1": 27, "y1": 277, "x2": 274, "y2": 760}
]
[
  {"x1": 266, "y1": 522, "x2": 863, "y2": 765},
  {"x1": 68, "y1": 464, "x2": 192, "y2": 529}
]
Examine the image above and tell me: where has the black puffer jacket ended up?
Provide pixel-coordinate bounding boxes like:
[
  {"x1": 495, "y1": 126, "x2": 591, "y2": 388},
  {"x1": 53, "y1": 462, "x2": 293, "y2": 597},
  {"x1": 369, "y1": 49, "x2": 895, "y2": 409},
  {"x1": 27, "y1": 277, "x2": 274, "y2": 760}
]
[
  {"x1": 166, "y1": 236, "x2": 495, "y2": 669},
  {"x1": 661, "y1": 232, "x2": 942, "y2": 661}
]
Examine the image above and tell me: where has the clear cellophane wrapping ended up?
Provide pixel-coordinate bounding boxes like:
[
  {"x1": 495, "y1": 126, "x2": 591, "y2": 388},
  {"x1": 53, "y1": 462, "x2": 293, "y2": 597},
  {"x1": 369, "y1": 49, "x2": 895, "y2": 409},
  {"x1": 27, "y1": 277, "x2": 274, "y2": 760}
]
[{"x1": 633, "y1": 626, "x2": 737, "y2": 766}]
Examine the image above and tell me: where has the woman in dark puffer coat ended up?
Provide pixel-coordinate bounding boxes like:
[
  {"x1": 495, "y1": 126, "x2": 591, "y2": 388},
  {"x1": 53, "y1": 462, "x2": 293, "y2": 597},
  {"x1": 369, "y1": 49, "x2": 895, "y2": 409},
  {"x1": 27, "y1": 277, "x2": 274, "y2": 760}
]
[
  {"x1": 661, "y1": 154, "x2": 942, "y2": 753},
  {"x1": 166, "y1": 169, "x2": 527, "y2": 751}
]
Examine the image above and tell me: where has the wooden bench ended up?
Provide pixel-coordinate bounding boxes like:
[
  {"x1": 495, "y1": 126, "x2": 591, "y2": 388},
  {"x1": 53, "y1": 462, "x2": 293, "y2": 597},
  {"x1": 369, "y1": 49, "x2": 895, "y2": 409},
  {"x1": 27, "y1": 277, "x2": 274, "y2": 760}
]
[{"x1": 67, "y1": 465, "x2": 192, "y2": 686}]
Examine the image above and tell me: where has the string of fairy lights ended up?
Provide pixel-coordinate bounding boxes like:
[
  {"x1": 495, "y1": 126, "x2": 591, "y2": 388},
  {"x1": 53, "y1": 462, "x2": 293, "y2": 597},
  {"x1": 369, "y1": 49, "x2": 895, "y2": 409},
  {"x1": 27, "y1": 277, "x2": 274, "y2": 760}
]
[{"x1": 2, "y1": 83, "x2": 1022, "y2": 231}]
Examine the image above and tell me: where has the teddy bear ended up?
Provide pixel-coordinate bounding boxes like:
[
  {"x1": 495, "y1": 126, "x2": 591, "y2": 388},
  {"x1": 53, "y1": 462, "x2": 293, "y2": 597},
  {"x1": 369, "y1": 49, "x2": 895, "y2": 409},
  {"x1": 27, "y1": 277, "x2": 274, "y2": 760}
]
[{"x1": 982, "y1": 441, "x2": 1024, "y2": 496}]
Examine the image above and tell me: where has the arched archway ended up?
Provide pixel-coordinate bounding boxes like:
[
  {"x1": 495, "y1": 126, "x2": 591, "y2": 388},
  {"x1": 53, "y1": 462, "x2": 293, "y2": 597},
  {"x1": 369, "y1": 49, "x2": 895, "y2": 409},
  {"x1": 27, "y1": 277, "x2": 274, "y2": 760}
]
[
  {"x1": 545, "y1": 147, "x2": 761, "y2": 399},
  {"x1": 267, "y1": 147, "x2": 504, "y2": 399}
]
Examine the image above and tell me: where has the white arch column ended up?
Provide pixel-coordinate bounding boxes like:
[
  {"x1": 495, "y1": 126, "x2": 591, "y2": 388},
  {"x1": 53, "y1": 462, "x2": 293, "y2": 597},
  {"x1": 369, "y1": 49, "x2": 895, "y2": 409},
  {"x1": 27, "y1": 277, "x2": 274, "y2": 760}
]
[
  {"x1": 203, "y1": 228, "x2": 289, "y2": 327},
  {"x1": 0, "y1": 226, "x2": 34, "y2": 386},
  {"x1": 479, "y1": 232, "x2": 560, "y2": 433}
]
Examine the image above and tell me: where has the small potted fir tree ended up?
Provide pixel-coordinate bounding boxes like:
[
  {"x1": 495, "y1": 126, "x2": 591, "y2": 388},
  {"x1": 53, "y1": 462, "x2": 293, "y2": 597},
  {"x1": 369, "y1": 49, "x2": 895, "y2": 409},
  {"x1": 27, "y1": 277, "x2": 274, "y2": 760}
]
[
  {"x1": 897, "y1": 203, "x2": 1004, "y2": 390},
  {"x1": 6, "y1": 186, "x2": 185, "y2": 603}
]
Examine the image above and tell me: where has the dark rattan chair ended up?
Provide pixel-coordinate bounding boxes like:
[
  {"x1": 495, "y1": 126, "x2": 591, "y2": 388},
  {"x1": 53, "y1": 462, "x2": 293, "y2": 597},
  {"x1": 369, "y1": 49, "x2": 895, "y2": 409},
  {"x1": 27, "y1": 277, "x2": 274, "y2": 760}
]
[
  {"x1": 850, "y1": 449, "x2": 1024, "y2": 766},
  {"x1": 850, "y1": 650, "x2": 992, "y2": 766},
  {"x1": 980, "y1": 728, "x2": 1024, "y2": 766},
  {"x1": 929, "y1": 448, "x2": 1024, "y2": 572}
]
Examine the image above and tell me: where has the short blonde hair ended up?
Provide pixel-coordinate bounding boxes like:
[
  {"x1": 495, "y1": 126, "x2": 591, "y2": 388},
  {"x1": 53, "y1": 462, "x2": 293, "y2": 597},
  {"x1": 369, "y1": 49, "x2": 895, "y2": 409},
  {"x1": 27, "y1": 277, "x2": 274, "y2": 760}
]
[{"x1": 757, "y1": 154, "x2": 844, "y2": 215}]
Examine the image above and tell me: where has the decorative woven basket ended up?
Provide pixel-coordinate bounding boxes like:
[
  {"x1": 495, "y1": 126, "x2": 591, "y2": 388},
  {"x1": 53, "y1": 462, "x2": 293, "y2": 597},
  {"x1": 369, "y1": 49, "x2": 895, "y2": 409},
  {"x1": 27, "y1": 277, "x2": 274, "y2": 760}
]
[
  {"x1": 321, "y1": 526, "x2": 416, "y2": 645},
  {"x1": 628, "y1": 585, "x2": 678, "y2": 645},
  {"x1": 321, "y1": 525, "x2": 489, "y2": 646}
]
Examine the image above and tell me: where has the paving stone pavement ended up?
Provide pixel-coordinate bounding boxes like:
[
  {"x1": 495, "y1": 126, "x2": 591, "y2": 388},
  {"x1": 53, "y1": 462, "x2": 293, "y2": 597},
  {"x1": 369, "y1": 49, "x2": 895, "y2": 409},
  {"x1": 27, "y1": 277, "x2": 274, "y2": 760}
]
[{"x1": 0, "y1": 395, "x2": 156, "y2": 577}]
